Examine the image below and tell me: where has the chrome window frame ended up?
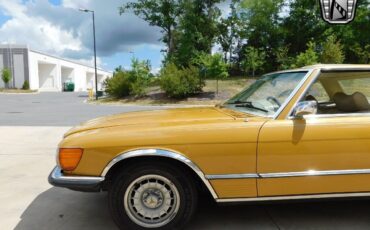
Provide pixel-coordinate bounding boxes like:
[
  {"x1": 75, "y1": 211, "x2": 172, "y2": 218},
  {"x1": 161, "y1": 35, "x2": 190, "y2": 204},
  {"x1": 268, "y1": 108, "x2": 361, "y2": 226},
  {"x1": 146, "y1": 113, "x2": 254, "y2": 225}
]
[
  {"x1": 270, "y1": 69, "x2": 314, "y2": 119},
  {"x1": 286, "y1": 67, "x2": 370, "y2": 120}
]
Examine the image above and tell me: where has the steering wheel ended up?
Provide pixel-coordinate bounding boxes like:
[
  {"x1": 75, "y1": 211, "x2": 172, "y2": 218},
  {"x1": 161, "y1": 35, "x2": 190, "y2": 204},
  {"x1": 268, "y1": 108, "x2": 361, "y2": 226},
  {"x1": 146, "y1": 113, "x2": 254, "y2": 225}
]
[{"x1": 267, "y1": 96, "x2": 281, "y2": 107}]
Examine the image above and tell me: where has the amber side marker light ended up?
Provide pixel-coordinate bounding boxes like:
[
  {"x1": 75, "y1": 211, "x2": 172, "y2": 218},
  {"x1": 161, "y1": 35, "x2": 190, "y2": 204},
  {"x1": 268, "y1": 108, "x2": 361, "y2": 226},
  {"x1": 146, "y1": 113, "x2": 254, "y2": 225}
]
[{"x1": 59, "y1": 148, "x2": 83, "y2": 171}]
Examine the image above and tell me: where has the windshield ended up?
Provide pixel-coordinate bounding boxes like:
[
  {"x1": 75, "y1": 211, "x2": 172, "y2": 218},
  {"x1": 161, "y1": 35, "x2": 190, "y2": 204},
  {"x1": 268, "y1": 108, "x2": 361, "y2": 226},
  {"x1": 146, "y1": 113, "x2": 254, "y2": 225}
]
[{"x1": 223, "y1": 71, "x2": 308, "y2": 117}]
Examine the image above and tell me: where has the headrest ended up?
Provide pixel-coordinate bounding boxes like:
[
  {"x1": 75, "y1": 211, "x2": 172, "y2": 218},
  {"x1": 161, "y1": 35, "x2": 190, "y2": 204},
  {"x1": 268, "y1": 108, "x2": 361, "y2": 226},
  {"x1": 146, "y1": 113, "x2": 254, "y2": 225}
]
[
  {"x1": 333, "y1": 92, "x2": 370, "y2": 112},
  {"x1": 305, "y1": 95, "x2": 317, "y2": 102}
]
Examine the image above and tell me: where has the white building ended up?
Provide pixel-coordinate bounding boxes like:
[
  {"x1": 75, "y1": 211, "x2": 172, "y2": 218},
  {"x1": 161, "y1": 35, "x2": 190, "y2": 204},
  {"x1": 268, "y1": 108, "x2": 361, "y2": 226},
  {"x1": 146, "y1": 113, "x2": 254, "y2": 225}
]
[{"x1": 0, "y1": 44, "x2": 112, "y2": 92}]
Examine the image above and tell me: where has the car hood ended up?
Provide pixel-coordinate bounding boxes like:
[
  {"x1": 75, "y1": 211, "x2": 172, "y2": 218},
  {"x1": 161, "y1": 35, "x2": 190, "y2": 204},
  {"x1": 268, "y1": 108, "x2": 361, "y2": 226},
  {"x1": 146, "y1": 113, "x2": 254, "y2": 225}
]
[{"x1": 64, "y1": 106, "x2": 240, "y2": 137}]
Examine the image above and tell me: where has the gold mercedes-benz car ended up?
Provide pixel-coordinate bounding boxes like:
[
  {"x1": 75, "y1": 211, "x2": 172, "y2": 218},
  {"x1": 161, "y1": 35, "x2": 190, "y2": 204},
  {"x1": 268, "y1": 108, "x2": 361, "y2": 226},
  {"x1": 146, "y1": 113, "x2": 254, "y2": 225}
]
[{"x1": 49, "y1": 64, "x2": 370, "y2": 230}]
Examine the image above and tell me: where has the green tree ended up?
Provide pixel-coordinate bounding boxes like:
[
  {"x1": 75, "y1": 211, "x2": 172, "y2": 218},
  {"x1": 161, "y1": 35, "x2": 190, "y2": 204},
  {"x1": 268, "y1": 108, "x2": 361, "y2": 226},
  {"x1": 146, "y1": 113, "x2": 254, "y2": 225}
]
[
  {"x1": 239, "y1": 0, "x2": 284, "y2": 71},
  {"x1": 1, "y1": 68, "x2": 12, "y2": 89},
  {"x1": 294, "y1": 41, "x2": 319, "y2": 68},
  {"x1": 320, "y1": 35, "x2": 344, "y2": 64},
  {"x1": 242, "y1": 47, "x2": 266, "y2": 77},
  {"x1": 114, "y1": 65, "x2": 124, "y2": 73},
  {"x1": 282, "y1": 0, "x2": 326, "y2": 57},
  {"x1": 275, "y1": 45, "x2": 293, "y2": 70},
  {"x1": 129, "y1": 58, "x2": 152, "y2": 97},
  {"x1": 283, "y1": 0, "x2": 369, "y2": 65},
  {"x1": 216, "y1": 0, "x2": 240, "y2": 63},
  {"x1": 120, "y1": 0, "x2": 182, "y2": 59},
  {"x1": 328, "y1": 0, "x2": 370, "y2": 64},
  {"x1": 350, "y1": 44, "x2": 370, "y2": 64},
  {"x1": 194, "y1": 52, "x2": 228, "y2": 94},
  {"x1": 174, "y1": 0, "x2": 222, "y2": 67}
]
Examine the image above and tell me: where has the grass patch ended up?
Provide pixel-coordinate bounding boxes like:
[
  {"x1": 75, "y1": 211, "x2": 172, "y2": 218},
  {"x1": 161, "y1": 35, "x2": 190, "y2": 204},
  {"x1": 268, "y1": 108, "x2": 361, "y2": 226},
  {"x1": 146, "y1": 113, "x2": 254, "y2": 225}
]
[
  {"x1": 0, "y1": 88, "x2": 37, "y2": 94},
  {"x1": 95, "y1": 77, "x2": 256, "y2": 106}
]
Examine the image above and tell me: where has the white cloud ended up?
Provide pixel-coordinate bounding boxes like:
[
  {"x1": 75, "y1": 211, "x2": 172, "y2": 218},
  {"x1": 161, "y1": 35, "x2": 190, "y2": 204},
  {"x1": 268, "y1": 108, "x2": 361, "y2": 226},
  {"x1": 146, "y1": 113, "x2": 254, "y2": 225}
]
[
  {"x1": 0, "y1": 0, "x2": 162, "y2": 66},
  {"x1": 75, "y1": 56, "x2": 103, "y2": 68},
  {"x1": 62, "y1": 0, "x2": 91, "y2": 9},
  {"x1": 0, "y1": 0, "x2": 82, "y2": 55}
]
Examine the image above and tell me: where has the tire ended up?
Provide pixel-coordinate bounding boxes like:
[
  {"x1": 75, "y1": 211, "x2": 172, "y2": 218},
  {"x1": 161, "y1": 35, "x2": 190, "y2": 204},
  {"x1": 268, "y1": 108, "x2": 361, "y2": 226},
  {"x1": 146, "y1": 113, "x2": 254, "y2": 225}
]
[{"x1": 108, "y1": 162, "x2": 198, "y2": 230}]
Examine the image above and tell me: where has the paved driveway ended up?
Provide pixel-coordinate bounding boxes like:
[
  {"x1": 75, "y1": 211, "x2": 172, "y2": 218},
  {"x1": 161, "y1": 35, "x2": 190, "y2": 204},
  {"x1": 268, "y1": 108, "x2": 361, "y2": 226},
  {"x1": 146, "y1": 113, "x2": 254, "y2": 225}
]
[
  {"x1": 1, "y1": 93, "x2": 370, "y2": 230},
  {"x1": 0, "y1": 92, "x2": 159, "y2": 126}
]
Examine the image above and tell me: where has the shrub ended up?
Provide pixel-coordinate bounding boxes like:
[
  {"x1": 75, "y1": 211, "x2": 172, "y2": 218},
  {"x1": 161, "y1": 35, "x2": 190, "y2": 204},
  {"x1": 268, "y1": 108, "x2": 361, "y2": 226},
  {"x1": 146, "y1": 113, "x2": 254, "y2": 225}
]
[
  {"x1": 104, "y1": 58, "x2": 152, "y2": 98},
  {"x1": 1, "y1": 68, "x2": 12, "y2": 88},
  {"x1": 131, "y1": 77, "x2": 147, "y2": 97},
  {"x1": 22, "y1": 80, "x2": 30, "y2": 90},
  {"x1": 293, "y1": 41, "x2": 319, "y2": 68},
  {"x1": 160, "y1": 63, "x2": 204, "y2": 98},
  {"x1": 320, "y1": 35, "x2": 344, "y2": 64},
  {"x1": 104, "y1": 70, "x2": 131, "y2": 98}
]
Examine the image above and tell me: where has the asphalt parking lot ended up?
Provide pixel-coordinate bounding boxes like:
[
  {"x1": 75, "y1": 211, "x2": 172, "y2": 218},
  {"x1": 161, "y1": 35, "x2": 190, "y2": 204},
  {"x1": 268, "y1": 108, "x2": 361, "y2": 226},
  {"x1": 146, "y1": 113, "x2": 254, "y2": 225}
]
[
  {"x1": 1, "y1": 92, "x2": 370, "y2": 230},
  {"x1": 0, "y1": 92, "x2": 157, "y2": 126}
]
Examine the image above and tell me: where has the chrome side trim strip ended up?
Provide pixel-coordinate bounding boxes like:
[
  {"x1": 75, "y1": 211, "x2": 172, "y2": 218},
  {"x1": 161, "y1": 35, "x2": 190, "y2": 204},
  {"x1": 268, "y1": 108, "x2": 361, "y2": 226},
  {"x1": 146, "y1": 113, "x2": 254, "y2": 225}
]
[
  {"x1": 205, "y1": 169, "x2": 370, "y2": 180},
  {"x1": 216, "y1": 192, "x2": 370, "y2": 203},
  {"x1": 260, "y1": 169, "x2": 370, "y2": 178},
  {"x1": 289, "y1": 113, "x2": 370, "y2": 120},
  {"x1": 101, "y1": 149, "x2": 219, "y2": 199},
  {"x1": 206, "y1": 173, "x2": 259, "y2": 180}
]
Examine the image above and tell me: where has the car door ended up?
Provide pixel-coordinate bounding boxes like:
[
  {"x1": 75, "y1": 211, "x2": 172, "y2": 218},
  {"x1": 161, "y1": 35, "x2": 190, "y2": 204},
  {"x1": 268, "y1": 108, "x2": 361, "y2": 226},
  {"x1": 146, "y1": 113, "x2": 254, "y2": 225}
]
[{"x1": 257, "y1": 70, "x2": 370, "y2": 197}]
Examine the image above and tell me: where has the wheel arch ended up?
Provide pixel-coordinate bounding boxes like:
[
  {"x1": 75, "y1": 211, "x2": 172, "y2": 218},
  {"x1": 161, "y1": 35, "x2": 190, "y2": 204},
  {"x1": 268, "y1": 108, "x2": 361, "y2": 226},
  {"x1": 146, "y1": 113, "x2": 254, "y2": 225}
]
[{"x1": 101, "y1": 148, "x2": 218, "y2": 199}]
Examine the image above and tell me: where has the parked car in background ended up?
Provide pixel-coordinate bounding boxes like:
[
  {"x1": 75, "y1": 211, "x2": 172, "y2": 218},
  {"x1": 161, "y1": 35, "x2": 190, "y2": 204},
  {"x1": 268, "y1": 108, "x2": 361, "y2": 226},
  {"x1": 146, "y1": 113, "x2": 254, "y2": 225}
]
[{"x1": 49, "y1": 64, "x2": 370, "y2": 230}]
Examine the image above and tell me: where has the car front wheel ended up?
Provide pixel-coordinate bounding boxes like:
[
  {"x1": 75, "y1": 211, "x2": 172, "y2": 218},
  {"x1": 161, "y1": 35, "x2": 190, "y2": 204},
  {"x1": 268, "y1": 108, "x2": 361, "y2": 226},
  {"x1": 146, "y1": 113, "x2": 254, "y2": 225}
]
[{"x1": 108, "y1": 163, "x2": 198, "y2": 230}]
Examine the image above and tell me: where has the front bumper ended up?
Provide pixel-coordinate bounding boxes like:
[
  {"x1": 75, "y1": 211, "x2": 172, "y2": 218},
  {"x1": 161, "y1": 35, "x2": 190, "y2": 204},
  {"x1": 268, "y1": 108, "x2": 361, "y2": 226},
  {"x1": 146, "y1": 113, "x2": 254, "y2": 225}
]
[{"x1": 48, "y1": 166, "x2": 104, "y2": 192}]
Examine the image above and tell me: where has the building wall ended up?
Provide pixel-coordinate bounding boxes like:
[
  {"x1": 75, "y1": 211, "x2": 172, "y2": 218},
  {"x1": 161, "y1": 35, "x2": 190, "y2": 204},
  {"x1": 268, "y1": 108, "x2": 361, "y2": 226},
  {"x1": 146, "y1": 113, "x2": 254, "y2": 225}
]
[
  {"x1": 38, "y1": 63, "x2": 57, "y2": 90},
  {"x1": 29, "y1": 50, "x2": 111, "y2": 92},
  {"x1": 0, "y1": 45, "x2": 29, "y2": 89},
  {"x1": 0, "y1": 44, "x2": 111, "y2": 91},
  {"x1": 13, "y1": 54, "x2": 27, "y2": 88}
]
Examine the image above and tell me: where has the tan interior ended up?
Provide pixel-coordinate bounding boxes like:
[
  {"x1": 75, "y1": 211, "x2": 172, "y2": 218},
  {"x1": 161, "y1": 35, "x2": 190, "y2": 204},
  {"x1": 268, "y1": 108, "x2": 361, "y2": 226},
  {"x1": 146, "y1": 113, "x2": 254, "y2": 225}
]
[{"x1": 305, "y1": 71, "x2": 370, "y2": 114}]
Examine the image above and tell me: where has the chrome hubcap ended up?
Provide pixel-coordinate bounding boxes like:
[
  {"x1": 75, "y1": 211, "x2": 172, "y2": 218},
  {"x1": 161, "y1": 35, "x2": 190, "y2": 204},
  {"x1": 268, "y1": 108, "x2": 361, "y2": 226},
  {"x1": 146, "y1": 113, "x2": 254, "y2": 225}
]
[
  {"x1": 124, "y1": 174, "x2": 180, "y2": 228},
  {"x1": 142, "y1": 189, "x2": 164, "y2": 209}
]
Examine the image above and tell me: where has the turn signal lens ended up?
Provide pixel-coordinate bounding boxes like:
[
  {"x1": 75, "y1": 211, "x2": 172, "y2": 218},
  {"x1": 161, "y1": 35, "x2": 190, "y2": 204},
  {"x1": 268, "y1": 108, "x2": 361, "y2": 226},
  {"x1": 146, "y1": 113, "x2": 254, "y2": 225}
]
[{"x1": 59, "y1": 148, "x2": 83, "y2": 171}]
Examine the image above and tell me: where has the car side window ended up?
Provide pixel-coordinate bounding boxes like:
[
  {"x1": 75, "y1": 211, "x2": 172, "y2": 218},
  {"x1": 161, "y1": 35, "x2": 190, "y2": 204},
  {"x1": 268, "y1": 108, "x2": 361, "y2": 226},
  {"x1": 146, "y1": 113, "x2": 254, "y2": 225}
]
[
  {"x1": 306, "y1": 82, "x2": 330, "y2": 103},
  {"x1": 338, "y1": 78, "x2": 370, "y2": 101},
  {"x1": 300, "y1": 71, "x2": 370, "y2": 115}
]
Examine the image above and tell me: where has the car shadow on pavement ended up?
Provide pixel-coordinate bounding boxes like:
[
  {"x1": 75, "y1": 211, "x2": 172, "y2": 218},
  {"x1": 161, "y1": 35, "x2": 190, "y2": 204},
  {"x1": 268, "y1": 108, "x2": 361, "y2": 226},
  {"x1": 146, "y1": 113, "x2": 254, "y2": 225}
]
[
  {"x1": 14, "y1": 188, "x2": 116, "y2": 230},
  {"x1": 15, "y1": 188, "x2": 370, "y2": 230}
]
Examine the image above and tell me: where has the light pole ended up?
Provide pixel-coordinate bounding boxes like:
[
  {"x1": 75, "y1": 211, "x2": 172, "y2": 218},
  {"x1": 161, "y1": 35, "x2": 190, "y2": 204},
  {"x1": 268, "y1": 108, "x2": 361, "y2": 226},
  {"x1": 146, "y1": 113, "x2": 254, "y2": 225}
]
[{"x1": 79, "y1": 8, "x2": 98, "y2": 100}]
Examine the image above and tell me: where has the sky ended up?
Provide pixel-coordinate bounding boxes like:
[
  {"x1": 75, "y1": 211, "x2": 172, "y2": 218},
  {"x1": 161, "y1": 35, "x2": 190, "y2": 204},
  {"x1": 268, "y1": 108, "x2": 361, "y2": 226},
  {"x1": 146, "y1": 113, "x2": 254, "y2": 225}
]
[{"x1": 0, "y1": 0, "x2": 231, "y2": 73}]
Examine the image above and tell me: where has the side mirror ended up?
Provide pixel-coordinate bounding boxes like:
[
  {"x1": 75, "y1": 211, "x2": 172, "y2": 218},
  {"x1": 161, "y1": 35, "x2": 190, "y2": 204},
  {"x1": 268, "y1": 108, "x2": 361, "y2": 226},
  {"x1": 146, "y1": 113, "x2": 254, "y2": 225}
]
[{"x1": 293, "y1": 101, "x2": 317, "y2": 118}]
